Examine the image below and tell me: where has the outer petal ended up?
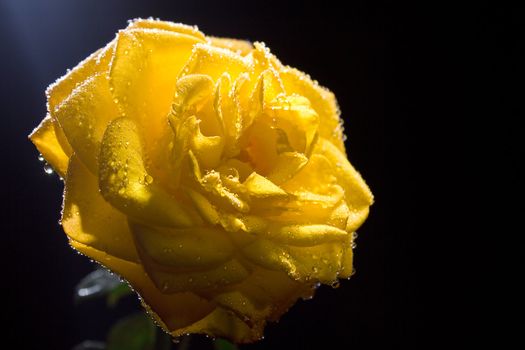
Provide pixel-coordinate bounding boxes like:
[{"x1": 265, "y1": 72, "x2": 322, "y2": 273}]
[
  {"x1": 241, "y1": 238, "x2": 343, "y2": 283},
  {"x1": 208, "y1": 37, "x2": 253, "y2": 56},
  {"x1": 172, "y1": 307, "x2": 263, "y2": 343},
  {"x1": 127, "y1": 19, "x2": 205, "y2": 41},
  {"x1": 130, "y1": 223, "x2": 234, "y2": 269},
  {"x1": 182, "y1": 43, "x2": 250, "y2": 82},
  {"x1": 68, "y1": 240, "x2": 217, "y2": 333},
  {"x1": 98, "y1": 117, "x2": 200, "y2": 227},
  {"x1": 266, "y1": 94, "x2": 319, "y2": 154},
  {"x1": 29, "y1": 115, "x2": 71, "y2": 177},
  {"x1": 109, "y1": 28, "x2": 204, "y2": 154},
  {"x1": 199, "y1": 267, "x2": 311, "y2": 324},
  {"x1": 47, "y1": 40, "x2": 115, "y2": 114},
  {"x1": 338, "y1": 236, "x2": 355, "y2": 279},
  {"x1": 62, "y1": 155, "x2": 138, "y2": 262},
  {"x1": 138, "y1": 257, "x2": 250, "y2": 294},
  {"x1": 261, "y1": 224, "x2": 348, "y2": 247},
  {"x1": 314, "y1": 138, "x2": 373, "y2": 231},
  {"x1": 54, "y1": 72, "x2": 120, "y2": 173},
  {"x1": 280, "y1": 67, "x2": 346, "y2": 152}
]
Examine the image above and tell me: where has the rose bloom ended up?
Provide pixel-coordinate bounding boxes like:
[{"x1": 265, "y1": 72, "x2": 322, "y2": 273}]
[{"x1": 30, "y1": 19, "x2": 373, "y2": 343}]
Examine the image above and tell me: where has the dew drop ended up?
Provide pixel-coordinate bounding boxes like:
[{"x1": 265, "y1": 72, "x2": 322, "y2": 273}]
[
  {"x1": 144, "y1": 174, "x2": 153, "y2": 185},
  {"x1": 331, "y1": 281, "x2": 340, "y2": 289},
  {"x1": 38, "y1": 154, "x2": 45, "y2": 162},
  {"x1": 43, "y1": 164, "x2": 54, "y2": 175}
]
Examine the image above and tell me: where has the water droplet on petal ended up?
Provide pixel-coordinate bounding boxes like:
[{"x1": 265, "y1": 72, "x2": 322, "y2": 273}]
[
  {"x1": 38, "y1": 154, "x2": 44, "y2": 162},
  {"x1": 43, "y1": 164, "x2": 54, "y2": 175},
  {"x1": 144, "y1": 174, "x2": 153, "y2": 185},
  {"x1": 331, "y1": 281, "x2": 340, "y2": 289}
]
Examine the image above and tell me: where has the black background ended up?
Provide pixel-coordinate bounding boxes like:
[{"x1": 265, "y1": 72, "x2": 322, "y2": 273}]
[{"x1": 1, "y1": 1, "x2": 515, "y2": 349}]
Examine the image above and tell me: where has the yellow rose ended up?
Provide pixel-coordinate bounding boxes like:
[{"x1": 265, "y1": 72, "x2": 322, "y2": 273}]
[{"x1": 30, "y1": 19, "x2": 373, "y2": 343}]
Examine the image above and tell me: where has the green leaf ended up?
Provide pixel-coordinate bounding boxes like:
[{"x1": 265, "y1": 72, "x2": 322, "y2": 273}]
[
  {"x1": 106, "y1": 282, "x2": 133, "y2": 307},
  {"x1": 214, "y1": 338, "x2": 238, "y2": 350},
  {"x1": 107, "y1": 313, "x2": 157, "y2": 350},
  {"x1": 75, "y1": 268, "x2": 122, "y2": 303}
]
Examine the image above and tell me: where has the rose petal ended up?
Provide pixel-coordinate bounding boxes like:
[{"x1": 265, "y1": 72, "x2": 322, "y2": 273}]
[
  {"x1": 130, "y1": 222, "x2": 234, "y2": 269},
  {"x1": 54, "y1": 72, "x2": 120, "y2": 172},
  {"x1": 109, "y1": 28, "x2": 204, "y2": 154},
  {"x1": 62, "y1": 155, "x2": 139, "y2": 262},
  {"x1": 265, "y1": 152, "x2": 308, "y2": 185},
  {"x1": 214, "y1": 73, "x2": 243, "y2": 157},
  {"x1": 242, "y1": 239, "x2": 343, "y2": 283},
  {"x1": 138, "y1": 255, "x2": 250, "y2": 294},
  {"x1": 263, "y1": 224, "x2": 348, "y2": 247},
  {"x1": 338, "y1": 236, "x2": 354, "y2": 279},
  {"x1": 29, "y1": 115, "x2": 71, "y2": 177},
  {"x1": 170, "y1": 74, "x2": 214, "y2": 119},
  {"x1": 314, "y1": 138, "x2": 374, "y2": 231},
  {"x1": 172, "y1": 306, "x2": 263, "y2": 343},
  {"x1": 47, "y1": 40, "x2": 115, "y2": 114},
  {"x1": 246, "y1": 43, "x2": 282, "y2": 79},
  {"x1": 266, "y1": 94, "x2": 319, "y2": 153},
  {"x1": 127, "y1": 19, "x2": 205, "y2": 40},
  {"x1": 184, "y1": 187, "x2": 220, "y2": 224},
  {"x1": 199, "y1": 267, "x2": 307, "y2": 323},
  {"x1": 244, "y1": 120, "x2": 279, "y2": 174},
  {"x1": 68, "y1": 240, "x2": 216, "y2": 332},
  {"x1": 280, "y1": 67, "x2": 346, "y2": 152},
  {"x1": 243, "y1": 172, "x2": 288, "y2": 198},
  {"x1": 282, "y1": 153, "x2": 337, "y2": 191},
  {"x1": 182, "y1": 43, "x2": 250, "y2": 82},
  {"x1": 187, "y1": 150, "x2": 250, "y2": 213},
  {"x1": 99, "y1": 117, "x2": 199, "y2": 227},
  {"x1": 208, "y1": 37, "x2": 253, "y2": 56}
]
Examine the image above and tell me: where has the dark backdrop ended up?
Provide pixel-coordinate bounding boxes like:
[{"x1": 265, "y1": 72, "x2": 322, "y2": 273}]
[{"x1": 1, "y1": 0, "x2": 502, "y2": 349}]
